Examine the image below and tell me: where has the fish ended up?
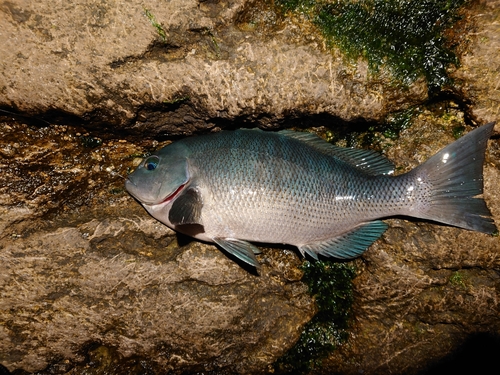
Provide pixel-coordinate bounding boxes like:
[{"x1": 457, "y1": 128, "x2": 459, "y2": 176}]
[{"x1": 125, "y1": 123, "x2": 497, "y2": 269}]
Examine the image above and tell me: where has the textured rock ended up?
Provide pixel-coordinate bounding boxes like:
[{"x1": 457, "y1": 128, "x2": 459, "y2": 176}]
[
  {"x1": 0, "y1": 121, "x2": 314, "y2": 373},
  {"x1": 452, "y1": 0, "x2": 500, "y2": 124},
  {"x1": 0, "y1": 0, "x2": 426, "y2": 133},
  {"x1": 321, "y1": 115, "x2": 500, "y2": 374},
  {"x1": 0, "y1": 0, "x2": 499, "y2": 374},
  {"x1": 0, "y1": 216, "x2": 312, "y2": 373}
]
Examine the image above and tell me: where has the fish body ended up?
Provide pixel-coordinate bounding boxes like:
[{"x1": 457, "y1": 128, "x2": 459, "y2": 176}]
[{"x1": 125, "y1": 124, "x2": 497, "y2": 268}]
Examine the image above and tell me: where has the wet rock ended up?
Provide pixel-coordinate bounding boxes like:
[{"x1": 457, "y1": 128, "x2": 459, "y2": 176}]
[
  {"x1": 0, "y1": 197, "x2": 314, "y2": 374},
  {"x1": 0, "y1": 0, "x2": 426, "y2": 133},
  {"x1": 1, "y1": 120, "x2": 498, "y2": 374},
  {"x1": 451, "y1": 0, "x2": 500, "y2": 124},
  {"x1": 0, "y1": 120, "x2": 314, "y2": 374},
  {"x1": 319, "y1": 114, "x2": 500, "y2": 374},
  {"x1": 0, "y1": 0, "x2": 499, "y2": 374}
]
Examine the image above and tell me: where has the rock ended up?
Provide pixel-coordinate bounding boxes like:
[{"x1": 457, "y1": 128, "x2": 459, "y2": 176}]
[
  {"x1": 0, "y1": 121, "x2": 315, "y2": 373},
  {"x1": 0, "y1": 0, "x2": 426, "y2": 133},
  {"x1": 0, "y1": 0, "x2": 499, "y2": 374},
  {"x1": 321, "y1": 117, "x2": 500, "y2": 374},
  {"x1": 0, "y1": 216, "x2": 313, "y2": 373},
  {"x1": 451, "y1": 0, "x2": 500, "y2": 124}
]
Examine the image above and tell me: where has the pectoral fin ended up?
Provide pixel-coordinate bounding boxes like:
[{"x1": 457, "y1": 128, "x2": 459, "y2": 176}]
[
  {"x1": 168, "y1": 187, "x2": 203, "y2": 226},
  {"x1": 213, "y1": 237, "x2": 261, "y2": 269},
  {"x1": 299, "y1": 221, "x2": 388, "y2": 259}
]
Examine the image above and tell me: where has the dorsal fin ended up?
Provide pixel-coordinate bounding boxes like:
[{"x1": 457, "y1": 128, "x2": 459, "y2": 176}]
[{"x1": 279, "y1": 130, "x2": 394, "y2": 176}]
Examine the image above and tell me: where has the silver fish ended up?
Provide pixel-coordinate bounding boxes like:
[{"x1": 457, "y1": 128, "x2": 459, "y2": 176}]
[{"x1": 125, "y1": 123, "x2": 497, "y2": 269}]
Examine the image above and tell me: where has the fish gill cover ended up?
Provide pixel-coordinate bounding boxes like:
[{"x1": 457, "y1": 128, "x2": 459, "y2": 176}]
[{"x1": 275, "y1": 0, "x2": 469, "y2": 93}]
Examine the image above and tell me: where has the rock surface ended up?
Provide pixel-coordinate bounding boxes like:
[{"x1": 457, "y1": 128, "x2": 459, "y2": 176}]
[
  {"x1": 0, "y1": 0, "x2": 499, "y2": 374},
  {"x1": 0, "y1": 121, "x2": 314, "y2": 374},
  {"x1": 0, "y1": 0, "x2": 426, "y2": 134},
  {"x1": 323, "y1": 113, "x2": 500, "y2": 374}
]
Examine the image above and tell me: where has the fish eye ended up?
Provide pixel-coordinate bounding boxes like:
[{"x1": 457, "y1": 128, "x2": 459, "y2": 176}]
[{"x1": 144, "y1": 156, "x2": 160, "y2": 171}]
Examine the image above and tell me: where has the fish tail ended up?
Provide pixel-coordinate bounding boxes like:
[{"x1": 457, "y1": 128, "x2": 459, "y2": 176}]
[{"x1": 411, "y1": 122, "x2": 497, "y2": 234}]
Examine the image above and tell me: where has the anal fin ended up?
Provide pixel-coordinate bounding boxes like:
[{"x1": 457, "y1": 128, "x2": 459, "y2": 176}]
[
  {"x1": 299, "y1": 221, "x2": 388, "y2": 259},
  {"x1": 213, "y1": 237, "x2": 261, "y2": 269},
  {"x1": 298, "y1": 246, "x2": 319, "y2": 261}
]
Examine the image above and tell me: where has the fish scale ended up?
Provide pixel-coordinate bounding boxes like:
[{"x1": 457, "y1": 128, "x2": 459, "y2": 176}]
[
  {"x1": 190, "y1": 137, "x2": 349, "y2": 244},
  {"x1": 125, "y1": 124, "x2": 496, "y2": 269}
]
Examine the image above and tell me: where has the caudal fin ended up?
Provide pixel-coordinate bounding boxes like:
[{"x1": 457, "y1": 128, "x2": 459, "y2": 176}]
[{"x1": 412, "y1": 122, "x2": 497, "y2": 234}]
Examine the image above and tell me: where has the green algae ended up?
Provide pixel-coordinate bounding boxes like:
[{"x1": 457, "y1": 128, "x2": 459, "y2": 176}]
[
  {"x1": 452, "y1": 124, "x2": 466, "y2": 139},
  {"x1": 313, "y1": 106, "x2": 417, "y2": 151},
  {"x1": 275, "y1": 261, "x2": 356, "y2": 374},
  {"x1": 349, "y1": 106, "x2": 417, "y2": 149},
  {"x1": 80, "y1": 135, "x2": 103, "y2": 148},
  {"x1": 380, "y1": 107, "x2": 416, "y2": 140},
  {"x1": 276, "y1": 0, "x2": 469, "y2": 93},
  {"x1": 449, "y1": 270, "x2": 469, "y2": 289},
  {"x1": 144, "y1": 8, "x2": 167, "y2": 43}
]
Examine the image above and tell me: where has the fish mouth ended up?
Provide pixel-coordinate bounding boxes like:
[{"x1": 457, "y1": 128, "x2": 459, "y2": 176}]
[{"x1": 125, "y1": 174, "x2": 188, "y2": 207}]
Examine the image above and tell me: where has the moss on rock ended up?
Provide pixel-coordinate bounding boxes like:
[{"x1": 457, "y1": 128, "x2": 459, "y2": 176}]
[{"x1": 276, "y1": 0, "x2": 470, "y2": 93}]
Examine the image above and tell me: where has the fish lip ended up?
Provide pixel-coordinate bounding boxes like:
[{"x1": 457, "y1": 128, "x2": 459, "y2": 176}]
[{"x1": 125, "y1": 171, "x2": 188, "y2": 206}]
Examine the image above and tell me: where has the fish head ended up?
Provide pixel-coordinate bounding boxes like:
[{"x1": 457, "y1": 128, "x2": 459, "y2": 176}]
[{"x1": 125, "y1": 143, "x2": 190, "y2": 207}]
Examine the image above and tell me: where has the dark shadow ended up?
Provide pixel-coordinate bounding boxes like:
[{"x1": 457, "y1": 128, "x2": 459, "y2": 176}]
[
  {"x1": 175, "y1": 231, "x2": 199, "y2": 247},
  {"x1": 0, "y1": 107, "x2": 53, "y2": 127},
  {"x1": 0, "y1": 364, "x2": 12, "y2": 375},
  {"x1": 420, "y1": 332, "x2": 500, "y2": 375},
  {"x1": 210, "y1": 112, "x2": 379, "y2": 135},
  {"x1": 0, "y1": 107, "x2": 89, "y2": 128}
]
